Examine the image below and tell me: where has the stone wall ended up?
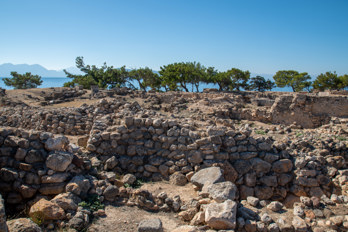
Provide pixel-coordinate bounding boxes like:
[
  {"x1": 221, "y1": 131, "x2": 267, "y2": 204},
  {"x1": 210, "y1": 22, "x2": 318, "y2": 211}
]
[
  {"x1": 85, "y1": 116, "x2": 348, "y2": 201},
  {"x1": 0, "y1": 127, "x2": 90, "y2": 212}
]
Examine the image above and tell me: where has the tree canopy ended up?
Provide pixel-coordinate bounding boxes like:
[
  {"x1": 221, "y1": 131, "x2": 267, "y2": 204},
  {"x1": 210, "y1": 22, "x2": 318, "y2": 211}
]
[
  {"x1": 247, "y1": 76, "x2": 275, "y2": 92},
  {"x1": 313, "y1": 72, "x2": 348, "y2": 91},
  {"x1": 159, "y1": 62, "x2": 208, "y2": 92},
  {"x1": 226, "y1": 68, "x2": 250, "y2": 91},
  {"x1": 59, "y1": 56, "x2": 348, "y2": 93},
  {"x1": 128, "y1": 67, "x2": 160, "y2": 92},
  {"x1": 273, "y1": 70, "x2": 311, "y2": 92},
  {"x1": 3, "y1": 72, "x2": 42, "y2": 89},
  {"x1": 63, "y1": 57, "x2": 130, "y2": 89}
]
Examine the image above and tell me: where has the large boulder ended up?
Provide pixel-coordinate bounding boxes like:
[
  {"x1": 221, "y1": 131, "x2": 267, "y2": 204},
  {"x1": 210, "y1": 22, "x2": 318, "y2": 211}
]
[
  {"x1": 204, "y1": 200, "x2": 237, "y2": 230},
  {"x1": 205, "y1": 181, "x2": 238, "y2": 202},
  {"x1": 29, "y1": 199, "x2": 65, "y2": 223},
  {"x1": 45, "y1": 151, "x2": 73, "y2": 172},
  {"x1": 45, "y1": 136, "x2": 69, "y2": 151},
  {"x1": 138, "y1": 218, "x2": 163, "y2": 232},
  {"x1": 190, "y1": 167, "x2": 224, "y2": 189},
  {"x1": 51, "y1": 193, "x2": 81, "y2": 211},
  {"x1": 7, "y1": 218, "x2": 41, "y2": 232}
]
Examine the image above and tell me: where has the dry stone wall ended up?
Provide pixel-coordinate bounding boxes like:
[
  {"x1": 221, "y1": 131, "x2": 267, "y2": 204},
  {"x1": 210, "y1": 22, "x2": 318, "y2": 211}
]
[
  {"x1": 86, "y1": 116, "x2": 348, "y2": 201},
  {"x1": 0, "y1": 127, "x2": 91, "y2": 213}
]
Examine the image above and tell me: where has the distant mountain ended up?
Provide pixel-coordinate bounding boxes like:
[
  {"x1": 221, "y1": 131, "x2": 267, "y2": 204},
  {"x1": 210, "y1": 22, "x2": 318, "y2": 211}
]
[{"x1": 0, "y1": 63, "x2": 82, "y2": 77}]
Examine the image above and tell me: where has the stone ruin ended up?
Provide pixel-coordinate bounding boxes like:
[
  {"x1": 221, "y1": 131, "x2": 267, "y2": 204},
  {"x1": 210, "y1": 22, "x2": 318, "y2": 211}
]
[{"x1": 0, "y1": 89, "x2": 347, "y2": 231}]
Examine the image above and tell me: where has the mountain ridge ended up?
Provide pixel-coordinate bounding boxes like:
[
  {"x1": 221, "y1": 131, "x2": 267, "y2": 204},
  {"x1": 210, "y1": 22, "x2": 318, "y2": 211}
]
[{"x1": 0, "y1": 63, "x2": 81, "y2": 77}]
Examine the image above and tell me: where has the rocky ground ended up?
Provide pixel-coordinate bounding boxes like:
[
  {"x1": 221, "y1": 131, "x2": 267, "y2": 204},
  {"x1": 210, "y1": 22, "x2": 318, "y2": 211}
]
[{"x1": 0, "y1": 87, "x2": 347, "y2": 232}]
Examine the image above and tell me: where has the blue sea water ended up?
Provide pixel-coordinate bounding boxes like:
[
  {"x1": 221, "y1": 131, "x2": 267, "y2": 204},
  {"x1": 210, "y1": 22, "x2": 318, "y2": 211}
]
[
  {"x1": 0, "y1": 77, "x2": 70, "y2": 90},
  {"x1": 0, "y1": 77, "x2": 294, "y2": 92}
]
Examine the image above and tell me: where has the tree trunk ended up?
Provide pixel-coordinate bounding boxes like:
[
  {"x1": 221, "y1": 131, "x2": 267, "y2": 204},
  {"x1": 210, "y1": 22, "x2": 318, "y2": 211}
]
[
  {"x1": 180, "y1": 82, "x2": 189, "y2": 92},
  {"x1": 195, "y1": 83, "x2": 199, "y2": 92}
]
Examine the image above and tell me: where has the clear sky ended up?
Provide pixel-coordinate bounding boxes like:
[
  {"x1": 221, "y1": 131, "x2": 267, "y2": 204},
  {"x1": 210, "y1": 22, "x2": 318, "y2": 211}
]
[{"x1": 1, "y1": 0, "x2": 347, "y2": 76}]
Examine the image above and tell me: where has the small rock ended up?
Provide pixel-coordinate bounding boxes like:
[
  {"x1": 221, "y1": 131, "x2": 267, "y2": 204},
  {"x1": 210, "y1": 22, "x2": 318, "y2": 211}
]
[
  {"x1": 292, "y1": 216, "x2": 307, "y2": 232},
  {"x1": 170, "y1": 172, "x2": 188, "y2": 186},
  {"x1": 122, "y1": 174, "x2": 136, "y2": 185},
  {"x1": 247, "y1": 196, "x2": 259, "y2": 207},
  {"x1": 267, "y1": 201, "x2": 283, "y2": 212}
]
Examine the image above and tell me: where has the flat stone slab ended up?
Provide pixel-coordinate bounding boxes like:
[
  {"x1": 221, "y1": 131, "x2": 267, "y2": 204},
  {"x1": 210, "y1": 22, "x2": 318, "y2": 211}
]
[
  {"x1": 190, "y1": 167, "x2": 224, "y2": 189},
  {"x1": 138, "y1": 218, "x2": 163, "y2": 232}
]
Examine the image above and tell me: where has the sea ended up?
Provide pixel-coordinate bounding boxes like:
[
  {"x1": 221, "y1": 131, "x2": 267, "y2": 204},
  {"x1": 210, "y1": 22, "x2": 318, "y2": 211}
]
[{"x1": 0, "y1": 77, "x2": 293, "y2": 92}]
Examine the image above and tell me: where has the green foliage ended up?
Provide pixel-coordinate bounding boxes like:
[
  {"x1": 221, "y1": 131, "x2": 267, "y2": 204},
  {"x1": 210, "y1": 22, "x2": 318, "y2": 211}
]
[
  {"x1": 128, "y1": 67, "x2": 161, "y2": 91},
  {"x1": 159, "y1": 62, "x2": 208, "y2": 92},
  {"x1": 296, "y1": 132, "x2": 304, "y2": 137},
  {"x1": 3, "y1": 72, "x2": 42, "y2": 89},
  {"x1": 211, "y1": 71, "x2": 232, "y2": 91},
  {"x1": 78, "y1": 194, "x2": 104, "y2": 212},
  {"x1": 226, "y1": 68, "x2": 250, "y2": 91},
  {"x1": 255, "y1": 129, "x2": 266, "y2": 135},
  {"x1": 335, "y1": 135, "x2": 347, "y2": 141},
  {"x1": 247, "y1": 76, "x2": 275, "y2": 92},
  {"x1": 208, "y1": 68, "x2": 250, "y2": 91},
  {"x1": 123, "y1": 179, "x2": 144, "y2": 189},
  {"x1": 273, "y1": 70, "x2": 311, "y2": 92},
  {"x1": 64, "y1": 57, "x2": 131, "y2": 89},
  {"x1": 338, "y1": 74, "x2": 348, "y2": 89},
  {"x1": 313, "y1": 72, "x2": 348, "y2": 91},
  {"x1": 30, "y1": 211, "x2": 45, "y2": 225}
]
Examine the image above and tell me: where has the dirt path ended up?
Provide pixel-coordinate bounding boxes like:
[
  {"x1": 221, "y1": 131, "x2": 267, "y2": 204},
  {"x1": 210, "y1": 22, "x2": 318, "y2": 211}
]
[{"x1": 87, "y1": 205, "x2": 186, "y2": 232}]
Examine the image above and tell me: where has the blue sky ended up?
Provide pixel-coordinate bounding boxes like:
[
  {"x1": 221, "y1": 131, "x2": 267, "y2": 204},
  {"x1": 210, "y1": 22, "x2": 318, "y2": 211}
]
[{"x1": 0, "y1": 0, "x2": 347, "y2": 76}]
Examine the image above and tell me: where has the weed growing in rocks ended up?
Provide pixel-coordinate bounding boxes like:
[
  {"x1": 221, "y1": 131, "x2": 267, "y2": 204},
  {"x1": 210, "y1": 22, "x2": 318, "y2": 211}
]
[
  {"x1": 255, "y1": 129, "x2": 266, "y2": 135},
  {"x1": 78, "y1": 195, "x2": 104, "y2": 212}
]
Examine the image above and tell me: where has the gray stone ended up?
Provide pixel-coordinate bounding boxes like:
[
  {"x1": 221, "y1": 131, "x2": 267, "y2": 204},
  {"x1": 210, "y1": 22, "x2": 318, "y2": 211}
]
[
  {"x1": 46, "y1": 151, "x2": 73, "y2": 172},
  {"x1": 65, "y1": 175, "x2": 91, "y2": 196},
  {"x1": 0, "y1": 168, "x2": 18, "y2": 182},
  {"x1": 138, "y1": 218, "x2": 163, "y2": 232},
  {"x1": 292, "y1": 216, "x2": 307, "y2": 231},
  {"x1": 272, "y1": 159, "x2": 293, "y2": 173},
  {"x1": 233, "y1": 160, "x2": 251, "y2": 175},
  {"x1": 45, "y1": 135, "x2": 69, "y2": 151},
  {"x1": 122, "y1": 174, "x2": 137, "y2": 185},
  {"x1": 39, "y1": 183, "x2": 66, "y2": 195},
  {"x1": 51, "y1": 193, "x2": 81, "y2": 211},
  {"x1": 293, "y1": 206, "x2": 304, "y2": 217},
  {"x1": 255, "y1": 185, "x2": 273, "y2": 200},
  {"x1": 206, "y1": 181, "x2": 238, "y2": 202},
  {"x1": 170, "y1": 172, "x2": 188, "y2": 186},
  {"x1": 7, "y1": 218, "x2": 40, "y2": 232},
  {"x1": 268, "y1": 223, "x2": 280, "y2": 232},
  {"x1": 250, "y1": 158, "x2": 272, "y2": 174},
  {"x1": 247, "y1": 196, "x2": 259, "y2": 207},
  {"x1": 41, "y1": 173, "x2": 69, "y2": 184},
  {"x1": 267, "y1": 201, "x2": 283, "y2": 212},
  {"x1": 205, "y1": 200, "x2": 237, "y2": 230},
  {"x1": 103, "y1": 185, "x2": 119, "y2": 202},
  {"x1": 190, "y1": 167, "x2": 224, "y2": 189}
]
